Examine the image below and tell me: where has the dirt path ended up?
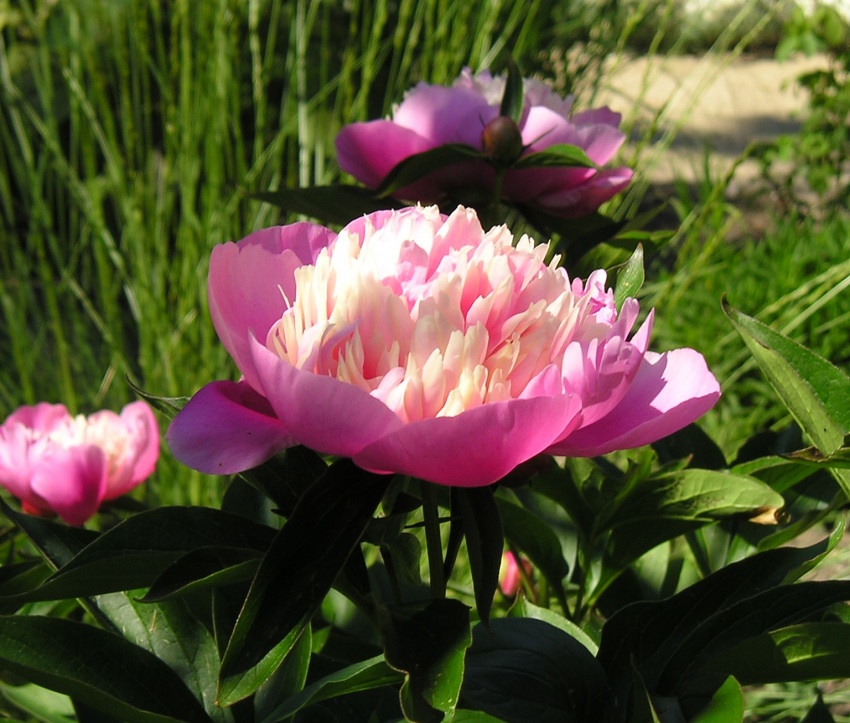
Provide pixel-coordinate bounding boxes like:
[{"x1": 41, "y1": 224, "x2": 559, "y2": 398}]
[{"x1": 598, "y1": 53, "x2": 830, "y2": 192}]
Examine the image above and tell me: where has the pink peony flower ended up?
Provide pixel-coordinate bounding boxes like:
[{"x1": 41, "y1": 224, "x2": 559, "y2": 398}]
[
  {"x1": 335, "y1": 68, "x2": 633, "y2": 218},
  {"x1": 0, "y1": 401, "x2": 160, "y2": 525},
  {"x1": 167, "y1": 206, "x2": 719, "y2": 487}
]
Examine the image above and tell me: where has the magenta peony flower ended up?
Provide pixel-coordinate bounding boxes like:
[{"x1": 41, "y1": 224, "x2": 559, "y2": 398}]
[
  {"x1": 167, "y1": 206, "x2": 719, "y2": 487},
  {"x1": 335, "y1": 68, "x2": 633, "y2": 218},
  {"x1": 0, "y1": 401, "x2": 160, "y2": 525}
]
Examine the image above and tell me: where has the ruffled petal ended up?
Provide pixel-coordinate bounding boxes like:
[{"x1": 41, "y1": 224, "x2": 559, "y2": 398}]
[
  {"x1": 166, "y1": 380, "x2": 294, "y2": 475},
  {"x1": 548, "y1": 349, "x2": 721, "y2": 456}
]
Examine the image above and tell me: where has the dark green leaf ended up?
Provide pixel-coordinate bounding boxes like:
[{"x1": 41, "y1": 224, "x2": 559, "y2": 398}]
[
  {"x1": 508, "y1": 596, "x2": 597, "y2": 655},
  {"x1": 499, "y1": 58, "x2": 524, "y2": 124},
  {"x1": 453, "y1": 711, "x2": 508, "y2": 723},
  {"x1": 723, "y1": 300, "x2": 850, "y2": 456},
  {"x1": 380, "y1": 599, "x2": 471, "y2": 723},
  {"x1": 460, "y1": 618, "x2": 610, "y2": 723},
  {"x1": 6, "y1": 507, "x2": 274, "y2": 602},
  {"x1": 249, "y1": 186, "x2": 404, "y2": 226},
  {"x1": 511, "y1": 144, "x2": 595, "y2": 170},
  {"x1": 700, "y1": 622, "x2": 850, "y2": 685},
  {"x1": 218, "y1": 461, "x2": 391, "y2": 705},
  {"x1": 496, "y1": 496, "x2": 568, "y2": 609},
  {"x1": 651, "y1": 423, "x2": 727, "y2": 470},
  {"x1": 0, "y1": 561, "x2": 51, "y2": 608},
  {"x1": 690, "y1": 677, "x2": 743, "y2": 723},
  {"x1": 598, "y1": 533, "x2": 845, "y2": 694},
  {"x1": 141, "y1": 548, "x2": 262, "y2": 602},
  {"x1": 253, "y1": 624, "x2": 312, "y2": 723},
  {"x1": 255, "y1": 655, "x2": 401, "y2": 723},
  {"x1": 93, "y1": 592, "x2": 230, "y2": 723},
  {"x1": 0, "y1": 615, "x2": 210, "y2": 723},
  {"x1": 375, "y1": 144, "x2": 486, "y2": 198},
  {"x1": 0, "y1": 499, "x2": 97, "y2": 569},
  {"x1": 613, "y1": 243, "x2": 644, "y2": 312},
  {"x1": 592, "y1": 470, "x2": 784, "y2": 603},
  {"x1": 238, "y1": 445, "x2": 329, "y2": 519},
  {"x1": 802, "y1": 693, "x2": 837, "y2": 723},
  {"x1": 456, "y1": 487, "x2": 503, "y2": 625}
]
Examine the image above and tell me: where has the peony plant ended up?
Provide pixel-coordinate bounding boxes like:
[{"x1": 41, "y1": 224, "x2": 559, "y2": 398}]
[
  {"x1": 335, "y1": 67, "x2": 633, "y2": 219},
  {"x1": 167, "y1": 205, "x2": 719, "y2": 485},
  {"x1": 0, "y1": 401, "x2": 159, "y2": 525}
]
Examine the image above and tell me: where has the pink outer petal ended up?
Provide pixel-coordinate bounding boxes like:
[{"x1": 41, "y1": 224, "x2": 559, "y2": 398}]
[
  {"x1": 353, "y1": 392, "x2": 582, "y2": 487},
  {"x1": 547, "y1": 349, "x2": 721, "y2": 457},
  {"x1": 166, "y1": 380, "x2": 294, "y2": 475},
  {"x1": 208, "y1": 224, "x2": 336, "y2": 391},
  {"x1": 533, "y1": 167, "x2": 634, "y2": 218},
  {"x1": 103, "y1": 401, "x2": 161, "y2": 499},
  {"x1": 250, "y1": 338, "x2": 404, "y2": 458},
  {"x1": 392, "y1": 83, "x2": 491, "y2": 145},
  {"x1": 30, "y1": 445, "x2": 107, "y2": 525},
  {"x1": 335, "y1": 120, "x2": 435, "y2": 190}
]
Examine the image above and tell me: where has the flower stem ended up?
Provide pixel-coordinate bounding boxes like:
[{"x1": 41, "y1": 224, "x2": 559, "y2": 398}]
[{"x1": 421, "y1": 480, "x2": 446, "y2": 599}]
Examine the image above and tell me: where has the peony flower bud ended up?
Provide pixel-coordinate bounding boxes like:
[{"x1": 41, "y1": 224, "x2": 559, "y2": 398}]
[{"x1": 481, "y1": 116, "x2": 524, "y2": 164}]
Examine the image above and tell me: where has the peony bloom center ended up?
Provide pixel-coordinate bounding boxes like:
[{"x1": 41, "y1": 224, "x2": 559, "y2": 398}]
[{"x1": 266, "y1": 206, "x2": 629, "y2": 424}]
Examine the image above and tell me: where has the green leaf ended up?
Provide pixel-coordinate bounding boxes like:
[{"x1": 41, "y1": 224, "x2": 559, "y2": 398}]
[
  {"x1": 0, "y1": 616, "x2": 211, "y2": 723},
  {"x1": 613, "y1": 243, "x2": 644, "y2": 312},
  {"x1": 0, "y1": 682, "x2": 75, "y2": 723},
  {"x1": 140, "y1": 548, "x2": 262, "y2": 602},
  {"x1": 6, "y1": 507, "x2": 274, "y2": 602},
  {"x1": 217, "y1": 461, "x2": 391, "y2": 705},
  {"x1": 690, "y1": 677, "x2": 743, "y2": 723},
  {"x1": 375, "y1": 144, "x2": 486, "y2": 198},
  {"x1": 592, "y1": 469, "x2": 785, "y2": 602},
  {"x1": 380, "y1": 599, "x2": 471, "y2": 723},
  {"x1": 248, "y1": 185, "x2": 404, "y2": 226},
  {"x1": 598, "y1": 533, "x2": 847, "y2": 696},
  {"x1": 455, "y1": 487, "x2": 504, "y2": 625},
  {"x1": 723, "y1": 300, "x2": 850, "y2": 456},
  {"x1": 126, "y1": 381, "x2": 189, "y2": 421},
  {"x1": 496, "y1": 496, "x2": 568, "y2": 609},
  {"x1": 255, "y1": 655, "x2": 401, "y2": 723},
  {"x1": 253, "y1": 624, "x2": 312, "y2": 723},
  {"x1": 511, "y1": 144, "x2": 595, "y2": 170},
  {"x1": 453, "y1": 711, "x2": 508, "y2": 723},
  {"x1": 0, "y1": 499, "x2": 97, "y2": 569},
  {"x1": 802, "y1": 693, "x2": 837, "y2": 723},
  {"x1": 508, "y1": 596, "x2": 598, "y2": 655},
  {"x1": 460, "y1": 618, "x2": 610, "y2": 723},
  {"x1": 499, "y1": 58, "x2": 524, "y2": 124},
  {"x1": 93, "y1": 592, "x2": 231, "y2": 723},
  {"x1": 700, "y1": 622, "x2": 850, "y2": 685}
]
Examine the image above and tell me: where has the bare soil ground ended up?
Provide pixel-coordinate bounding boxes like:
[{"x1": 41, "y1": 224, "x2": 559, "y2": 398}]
[{"x1": 598, "y1": 52, "x2": 830, "y2": 199}]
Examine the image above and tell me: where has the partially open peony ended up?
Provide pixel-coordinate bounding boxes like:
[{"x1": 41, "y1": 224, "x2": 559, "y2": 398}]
[
  {"x1": 167, "y1": 206, "x2": 719, "y2": 487},
  {"x1": 335, "y1": 68, "x2": 633, "y2": 218},
  {"x1": 0, "y1": 401, "x2": 159, "y2": 524}
]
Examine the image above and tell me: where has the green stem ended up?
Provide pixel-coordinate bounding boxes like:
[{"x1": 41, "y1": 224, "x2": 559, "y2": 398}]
[{"x1": 421, "y1": 481, "x2": 446, "y2": 599}]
